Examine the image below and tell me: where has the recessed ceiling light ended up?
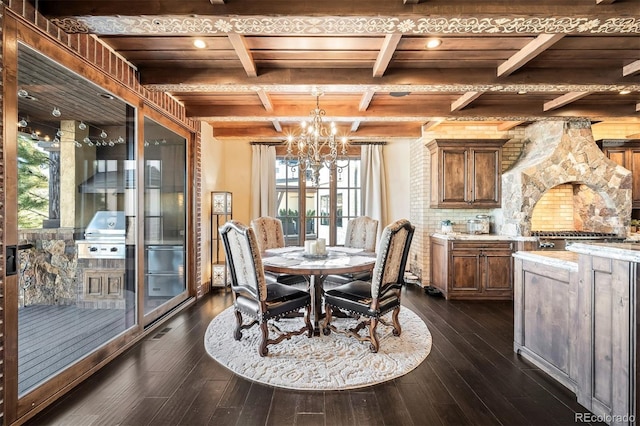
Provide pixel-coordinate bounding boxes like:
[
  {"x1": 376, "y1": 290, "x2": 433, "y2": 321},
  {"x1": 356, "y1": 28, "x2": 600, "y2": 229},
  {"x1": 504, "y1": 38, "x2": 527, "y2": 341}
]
[
  {"x1": 619, "y1": 89, "x2": 631, "y2": 95},
  {"x1": 425, "y1": 38, "x2": 442, "y2": 49},
  {"x1": 193, "y1": 39, "x2": 207, "y2": 49},
  {"x1": 98, "y1": 92, "x2": 115, "y2": 100},
  {"x1": 517, "y1": 90, "x2": 527, "y2": 95}
]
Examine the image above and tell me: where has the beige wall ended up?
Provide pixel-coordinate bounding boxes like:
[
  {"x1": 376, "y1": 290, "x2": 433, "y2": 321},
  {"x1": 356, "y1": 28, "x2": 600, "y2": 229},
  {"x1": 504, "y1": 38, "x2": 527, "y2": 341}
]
[{"x1": 198, "y1": 136, "x2": 413, "y2": 285}]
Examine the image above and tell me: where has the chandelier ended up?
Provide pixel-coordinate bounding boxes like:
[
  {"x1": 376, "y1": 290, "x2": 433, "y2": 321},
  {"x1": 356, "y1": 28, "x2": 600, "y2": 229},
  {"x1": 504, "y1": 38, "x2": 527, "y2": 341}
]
[{"x1": 284, "y1": 90, "x2": 349, "y2": 186}]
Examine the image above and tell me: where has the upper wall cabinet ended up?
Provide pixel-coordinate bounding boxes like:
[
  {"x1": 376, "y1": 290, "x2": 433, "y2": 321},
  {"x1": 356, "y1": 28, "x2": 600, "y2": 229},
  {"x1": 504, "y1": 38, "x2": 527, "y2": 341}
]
[
  {"x1": 597, "y1": 139, "x2": 640, "y2": 209},
  {"x1": 427, "y1": 139, "x2": 507, "y2": 208}
]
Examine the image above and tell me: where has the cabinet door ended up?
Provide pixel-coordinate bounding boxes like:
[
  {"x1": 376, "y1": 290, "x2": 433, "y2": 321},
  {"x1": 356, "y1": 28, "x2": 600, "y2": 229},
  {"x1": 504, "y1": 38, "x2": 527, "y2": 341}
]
[
  {"x1": 470, "y1": 148, "x2": 501, "y2": 206},
  {"x1": 450, "y1": 251, "x2": 481, "y2": 292},
  {"x1": 604, "y1": 147, "x2": 627, "y2": 168},
  {"x1": 441, "y1": 149, "x2": 468, "y2": 204},
  {"x1": 482, "y1": 251, "x2": 513, "y2": 293}
]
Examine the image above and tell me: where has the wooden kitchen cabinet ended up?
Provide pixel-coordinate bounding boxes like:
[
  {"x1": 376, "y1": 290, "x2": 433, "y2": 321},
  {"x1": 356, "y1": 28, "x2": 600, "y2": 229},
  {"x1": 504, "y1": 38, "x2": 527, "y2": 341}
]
[
  {"x1": 427, "y1": 139, "x2": 507, "y2": 208},
  {"x1": 430, "y1": 237, "x2": 514, "y2": 300},
  {"x1": 598, "y1": 139, "x2": 640, "y2": 208}
]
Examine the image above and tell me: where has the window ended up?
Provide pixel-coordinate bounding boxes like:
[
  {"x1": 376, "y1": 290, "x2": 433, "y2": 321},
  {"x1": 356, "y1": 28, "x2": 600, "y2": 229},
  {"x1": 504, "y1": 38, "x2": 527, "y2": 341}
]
[{"x1": 275, "y1": 156, "x2": 361, "y2": 246}]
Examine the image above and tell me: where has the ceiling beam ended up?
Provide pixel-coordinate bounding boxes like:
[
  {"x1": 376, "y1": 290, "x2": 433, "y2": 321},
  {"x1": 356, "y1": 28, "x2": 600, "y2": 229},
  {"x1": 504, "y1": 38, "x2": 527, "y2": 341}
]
[
  {"x1": 351, "y1": 121, "x2": 361, "y2": 132},
  {"x1": 141, "y1": 66, "x2": 639, "y2": 88},
  {"x1": 359, "y1": 89, "x2": 376, "y2": 111},
  {"x1": 227, "y1": 33, "x2": 257, "y2": 77},
  {"x1": 497, "y1": 33, "x2": 565, "y2": 77},
  {"x1": 209, "y1": 123, "x2": 421, "y2": 139},
  {"x1": 255, "y1": 89, "x2": 274, "y2": 112},
  {"x1": 497, "y1": 121, "x2": 525, "y2": 131},
  {"x1": 272, "y1": 120, "x2": 282, "y2": 132},
  {"x1": 623, "y1": 60, "x2": 640, "y2": 77},
  {"x1": 40, "y1": 3, "x2": 640, "y2": 18},
  {"x1": 451, "y1": 91, "x2": 483, "y2": 112},
  {"x1": 373, "y1": 34, "x2": 402, "y2": 78},
  {"x1": 422, "y1": 120, "x2": 444, "y2": 131},
  {"x1": 543, "y1": 91, "x2": 592, "y2": 111}
]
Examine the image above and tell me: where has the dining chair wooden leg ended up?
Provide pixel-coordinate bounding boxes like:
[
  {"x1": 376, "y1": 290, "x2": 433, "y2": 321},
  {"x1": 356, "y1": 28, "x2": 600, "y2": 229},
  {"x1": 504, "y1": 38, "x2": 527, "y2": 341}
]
[
  {"x1": 233, "y1": 310, "x2": 243, "y2": 340},
  {"x1": 305, "y1": 305, "x2": 313, "y2": 337},
  {"x1": 391, "y1": 307, "x2": 402, "y2": 336},
  {"x1": 322, "y1": 303, "x2": 333, "y2": 335},
  {"x1": 367, "y1": 318, "x2": 380, "y2": 353},
  {"x1": 259, "y1": 322, "x2": 269, "y2": 357}
]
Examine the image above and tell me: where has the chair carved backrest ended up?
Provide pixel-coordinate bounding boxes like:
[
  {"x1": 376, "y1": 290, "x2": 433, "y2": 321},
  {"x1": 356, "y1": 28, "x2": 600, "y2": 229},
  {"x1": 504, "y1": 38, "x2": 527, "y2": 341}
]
[
  {"x1": 344, "y1": 216, "x2": 379, "y2": 252},
  {"x1": 219, "y1": 220, "x2": 268, "y2": 302},
  {"x1": 251, "y1": 217, "x2": 286, "y2": 252},
  {"x1": 370, "y1": 219, "x2": 415, "y2": 300}
]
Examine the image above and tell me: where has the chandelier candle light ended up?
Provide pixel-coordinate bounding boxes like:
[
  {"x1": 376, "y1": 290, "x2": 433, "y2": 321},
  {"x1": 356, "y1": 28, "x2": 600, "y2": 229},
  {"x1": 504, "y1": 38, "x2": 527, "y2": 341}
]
[{"x1": 285, "y1": 89, "x2": 349, "y2": 186}]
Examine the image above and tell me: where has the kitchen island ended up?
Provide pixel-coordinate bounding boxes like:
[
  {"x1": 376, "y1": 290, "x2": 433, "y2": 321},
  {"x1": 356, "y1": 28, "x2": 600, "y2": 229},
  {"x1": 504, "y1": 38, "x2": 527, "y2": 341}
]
[{"x1": 514, "y1": 244, "x2": 640, "y2": 425}]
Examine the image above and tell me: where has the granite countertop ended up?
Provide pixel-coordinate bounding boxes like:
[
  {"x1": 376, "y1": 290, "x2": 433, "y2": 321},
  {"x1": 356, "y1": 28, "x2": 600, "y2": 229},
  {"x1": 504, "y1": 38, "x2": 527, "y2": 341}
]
[
  {"x1": 431, "y1": 232, "x2": 537, "y2": 241},
  {"x1": 567, "y1": 241, "x2": 640, "y2": 263},
  {"x1": 513, "y1": 250, "x2": 579, "y2": 270}
]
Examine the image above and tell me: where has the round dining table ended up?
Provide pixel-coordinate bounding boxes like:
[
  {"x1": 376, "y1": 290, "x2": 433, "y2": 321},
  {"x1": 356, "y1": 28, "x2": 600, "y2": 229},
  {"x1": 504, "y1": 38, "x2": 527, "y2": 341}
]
[{"x1": 262, "y1": 246, "x2": 376, "y2": 335}]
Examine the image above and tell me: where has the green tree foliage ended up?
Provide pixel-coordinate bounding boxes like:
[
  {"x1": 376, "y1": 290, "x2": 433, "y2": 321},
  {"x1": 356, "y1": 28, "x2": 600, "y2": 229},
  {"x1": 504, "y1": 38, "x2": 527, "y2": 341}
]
[{"x1": 17, "y1": 135, "x2": 49, "y2": 228}]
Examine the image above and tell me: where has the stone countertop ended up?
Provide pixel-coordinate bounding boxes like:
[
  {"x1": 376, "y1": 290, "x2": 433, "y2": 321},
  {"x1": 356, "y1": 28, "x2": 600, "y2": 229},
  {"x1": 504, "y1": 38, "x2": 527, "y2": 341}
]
[
  {"x1": 431, "y1": 232, "x2": 537, "y2": 241},
  {"x1": 567, "y1": 242, "x2": 640, "y2": 263},
  {"x1": 513, "y1": 250, "x2": 579, "y2": 270}
]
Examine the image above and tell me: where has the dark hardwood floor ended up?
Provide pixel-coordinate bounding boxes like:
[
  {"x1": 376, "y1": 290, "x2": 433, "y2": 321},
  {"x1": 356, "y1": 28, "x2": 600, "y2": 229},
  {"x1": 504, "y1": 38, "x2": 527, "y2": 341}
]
[{"x1": 28, "y1": 285, "x2": 602, "y2": 425}]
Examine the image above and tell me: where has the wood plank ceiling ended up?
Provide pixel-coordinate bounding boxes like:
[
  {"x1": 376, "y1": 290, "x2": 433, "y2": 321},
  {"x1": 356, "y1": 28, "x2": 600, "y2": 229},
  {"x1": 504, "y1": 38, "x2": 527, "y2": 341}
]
[{"x1": 34, "y1": 0, "x2": 640, "y2": 140}]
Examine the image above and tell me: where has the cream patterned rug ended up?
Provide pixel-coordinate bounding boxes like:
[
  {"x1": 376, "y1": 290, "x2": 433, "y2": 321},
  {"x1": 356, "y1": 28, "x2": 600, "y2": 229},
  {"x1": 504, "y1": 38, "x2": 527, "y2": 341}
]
[{"x1": 204, "y1": 306, "x2": 432, "y2": 390}]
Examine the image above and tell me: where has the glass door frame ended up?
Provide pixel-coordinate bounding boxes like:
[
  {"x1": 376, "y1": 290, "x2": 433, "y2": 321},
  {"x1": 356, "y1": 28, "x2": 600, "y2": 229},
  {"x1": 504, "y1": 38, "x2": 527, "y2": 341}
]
[
  {"x1": 138, "y1": 108, "x2": 193, "y2": 327},
  {"x1": 2, "y1": 12, "x2": 197, "y2": 423}
]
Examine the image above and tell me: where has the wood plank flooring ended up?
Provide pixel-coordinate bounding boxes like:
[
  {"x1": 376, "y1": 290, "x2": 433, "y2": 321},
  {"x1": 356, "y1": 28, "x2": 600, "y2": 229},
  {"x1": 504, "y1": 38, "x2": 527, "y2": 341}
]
[{"x1": 27, "y1": 285, "x2": 604, "y2": 425}]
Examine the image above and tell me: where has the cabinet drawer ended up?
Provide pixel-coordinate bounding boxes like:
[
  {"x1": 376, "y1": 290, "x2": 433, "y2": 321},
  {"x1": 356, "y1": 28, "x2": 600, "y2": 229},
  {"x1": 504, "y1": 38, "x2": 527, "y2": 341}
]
[{"x1": 450, "y1": 241, "x2": 514, "y2": 251}]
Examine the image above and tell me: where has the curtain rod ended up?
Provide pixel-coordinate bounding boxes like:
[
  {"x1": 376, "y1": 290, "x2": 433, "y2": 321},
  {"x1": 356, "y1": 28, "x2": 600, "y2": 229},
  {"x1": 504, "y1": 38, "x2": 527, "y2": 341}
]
[{"x1": 250, "y1": 141, "x2": 387, "y2": 146}]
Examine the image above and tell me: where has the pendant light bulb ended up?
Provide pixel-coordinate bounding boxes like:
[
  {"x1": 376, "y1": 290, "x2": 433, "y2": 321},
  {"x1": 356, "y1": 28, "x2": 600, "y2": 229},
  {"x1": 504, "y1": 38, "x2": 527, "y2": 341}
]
[
  {"x1": 52, "y1": 107, "x2": 61, "y2": 118},
  {"x1": 78, "y1": 121, "x2": 87, "y2": 130}
]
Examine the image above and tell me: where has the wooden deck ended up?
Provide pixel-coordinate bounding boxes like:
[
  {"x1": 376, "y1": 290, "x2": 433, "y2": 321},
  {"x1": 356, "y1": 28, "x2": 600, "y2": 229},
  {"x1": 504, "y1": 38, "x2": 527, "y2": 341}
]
[
  {"x1": 28, "y1": 285, "x2": 605, "y2": 425},
  {"x1": 19, "y1": 305, "x2": 126, "y2": 395}
]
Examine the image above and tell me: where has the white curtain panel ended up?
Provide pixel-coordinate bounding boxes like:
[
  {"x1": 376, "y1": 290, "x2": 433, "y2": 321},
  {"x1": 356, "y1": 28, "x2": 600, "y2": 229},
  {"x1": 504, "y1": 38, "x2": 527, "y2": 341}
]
[
  {"x1": 361, "y1": 144, "x2": 388, "y2": 245},
  {"x1": 251, "y1": 145, "x2": 276, "y2": 219}
]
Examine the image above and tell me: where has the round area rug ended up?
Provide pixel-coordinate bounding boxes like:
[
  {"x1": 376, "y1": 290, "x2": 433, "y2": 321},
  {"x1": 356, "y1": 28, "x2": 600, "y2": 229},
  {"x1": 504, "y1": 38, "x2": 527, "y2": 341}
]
[{"x1": 203, "y1": 306, "x2": 432, "y2": 391}]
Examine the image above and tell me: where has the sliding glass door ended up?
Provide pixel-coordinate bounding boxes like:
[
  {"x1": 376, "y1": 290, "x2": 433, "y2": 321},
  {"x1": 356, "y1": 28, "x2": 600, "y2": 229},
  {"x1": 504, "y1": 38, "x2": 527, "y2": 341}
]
[{"x1": 142, "y1": 117, "x2": 187, "y2": 320}]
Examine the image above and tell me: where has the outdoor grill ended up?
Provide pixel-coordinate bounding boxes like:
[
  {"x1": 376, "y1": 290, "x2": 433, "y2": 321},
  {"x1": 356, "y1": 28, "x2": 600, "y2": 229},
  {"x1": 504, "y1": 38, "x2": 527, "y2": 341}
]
[
  {"x1": 532, "y1": 230, "x2": 625, "y2": 250},
  {"x1": 76, "y1": 211, "x2": 126, "y2": 259}
]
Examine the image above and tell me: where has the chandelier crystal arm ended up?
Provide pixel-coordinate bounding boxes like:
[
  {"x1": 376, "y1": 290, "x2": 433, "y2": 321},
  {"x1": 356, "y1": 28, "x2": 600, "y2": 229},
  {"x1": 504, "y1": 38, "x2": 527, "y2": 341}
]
[{"x1": 284, "y1": 91, "x2": 350, "y2": 186}]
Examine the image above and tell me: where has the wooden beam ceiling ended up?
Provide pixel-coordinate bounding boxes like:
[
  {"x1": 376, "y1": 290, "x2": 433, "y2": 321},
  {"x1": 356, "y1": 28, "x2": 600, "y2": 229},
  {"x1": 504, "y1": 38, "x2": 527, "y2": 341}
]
[
  {"x1": 497, "y1": 34, "x2": 565, "y2": 77},
  {"x1": 373, "y1": 34, "x2": 402, "y2": 78},
  {"x1": 543, "y1": 92, "x2": 593, "y2": 111}
]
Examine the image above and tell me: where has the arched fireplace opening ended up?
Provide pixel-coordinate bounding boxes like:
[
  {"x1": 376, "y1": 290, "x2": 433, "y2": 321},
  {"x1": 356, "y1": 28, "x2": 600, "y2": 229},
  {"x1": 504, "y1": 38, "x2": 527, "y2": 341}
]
[{"x1": 530, "y1": 182, "x2": 620, "y2": 235}]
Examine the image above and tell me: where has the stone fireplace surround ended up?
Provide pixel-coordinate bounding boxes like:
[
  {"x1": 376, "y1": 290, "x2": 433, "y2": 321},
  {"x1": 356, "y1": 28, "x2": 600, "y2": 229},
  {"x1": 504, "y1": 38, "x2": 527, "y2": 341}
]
[{"x1": 500, "y1": 120, "x2": 632, "y2": 237}]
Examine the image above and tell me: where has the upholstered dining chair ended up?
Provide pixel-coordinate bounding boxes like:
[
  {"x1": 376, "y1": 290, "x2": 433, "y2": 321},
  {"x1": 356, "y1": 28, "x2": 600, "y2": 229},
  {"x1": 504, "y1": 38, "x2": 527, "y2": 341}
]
[
  {"x1": 322, "y1": 219, "x2": 415, "y2": 353},
  {"x1": 344, "y1": 216, "x2": 379, "y2": 252},
  {"x1": 250, "y1": 216, "x2": 306, "y2": 286},
  {"x1": 219, "y1": 220, "x2": 312, "y2": 357},
  {"x1": 326, "y1": 216, "x2": 379, "y2": 285}
]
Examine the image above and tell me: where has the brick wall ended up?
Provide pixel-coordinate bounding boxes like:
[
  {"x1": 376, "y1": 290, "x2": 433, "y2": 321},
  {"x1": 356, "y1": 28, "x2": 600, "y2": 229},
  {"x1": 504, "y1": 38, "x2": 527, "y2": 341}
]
[
  {"x1": 530, "y1": 184, "x2": 575, "y2": 230},
  {"x1": 410, "y1": 124, "x2": 526, "y2": 286}
]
